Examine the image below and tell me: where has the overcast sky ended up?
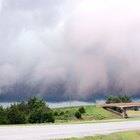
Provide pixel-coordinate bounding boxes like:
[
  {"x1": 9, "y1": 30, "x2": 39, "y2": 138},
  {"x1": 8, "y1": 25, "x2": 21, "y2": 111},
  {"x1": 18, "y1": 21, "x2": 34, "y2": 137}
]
[{"x1": 0, "y1": 0, "x2": 140, "y2": 101}]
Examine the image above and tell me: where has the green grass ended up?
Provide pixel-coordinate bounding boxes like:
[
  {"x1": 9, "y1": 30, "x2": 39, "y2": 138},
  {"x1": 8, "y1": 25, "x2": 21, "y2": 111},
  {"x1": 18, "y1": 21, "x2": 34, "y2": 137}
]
[
  {"x1": 63, "y1": 130, "x2": 140, "y2": 140},
  {"x1": 53, "y1": 117, "x2": 140, "y2": 125},
  {"x1": 53, "y1": 105, "x2": 120, "y2": 122},
  {"x1": 83, "y1": 106, "x2": 114, "y2": 120},
  {"x1": 127, "y1": 111, "x2": 140, "y2": 117}
]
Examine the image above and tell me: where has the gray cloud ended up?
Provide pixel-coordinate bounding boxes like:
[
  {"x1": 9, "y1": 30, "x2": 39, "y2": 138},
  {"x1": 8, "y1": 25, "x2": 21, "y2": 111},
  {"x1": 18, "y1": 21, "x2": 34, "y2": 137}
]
[{"x1": 0, "y1": 0, "x2": 140, "y2": 101}]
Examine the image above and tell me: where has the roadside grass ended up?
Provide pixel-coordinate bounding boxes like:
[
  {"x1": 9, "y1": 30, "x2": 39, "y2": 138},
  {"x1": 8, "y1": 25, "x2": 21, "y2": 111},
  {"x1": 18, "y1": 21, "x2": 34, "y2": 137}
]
[
  {"x1": 54, "y1": 117, "x2": 140, "y2": 124},
  {"x1": 127, "y1": 110, "x2": 140, "y2": 117},
  {"x1": 63, "y1": 130, "x2": 140, "y2": 140},
  {"x1": 53, "y1": 105, "x2": 119, "y2": 121},
  {"x1": 0, "y1": 117, "x2": 140, "y2": 127}
]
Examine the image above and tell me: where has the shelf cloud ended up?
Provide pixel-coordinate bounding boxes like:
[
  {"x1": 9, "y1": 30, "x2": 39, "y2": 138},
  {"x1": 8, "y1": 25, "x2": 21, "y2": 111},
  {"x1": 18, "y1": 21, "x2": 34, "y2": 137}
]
[{"x1": 0, "y1": 0, "x2": 140, "y2": 101}]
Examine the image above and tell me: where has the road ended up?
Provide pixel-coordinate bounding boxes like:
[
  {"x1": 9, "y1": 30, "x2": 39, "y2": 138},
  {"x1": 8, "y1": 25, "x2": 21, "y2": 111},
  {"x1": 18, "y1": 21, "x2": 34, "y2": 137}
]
[{"x1": 0, "y1": 121, "x2": 140, "y2": 140}]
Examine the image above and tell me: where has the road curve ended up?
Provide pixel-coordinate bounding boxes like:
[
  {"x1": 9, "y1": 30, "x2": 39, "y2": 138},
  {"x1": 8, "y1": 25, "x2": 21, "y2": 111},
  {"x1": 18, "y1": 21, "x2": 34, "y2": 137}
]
[{"x1": 0, "y1": 121, "x2": 140, "y2": 140}]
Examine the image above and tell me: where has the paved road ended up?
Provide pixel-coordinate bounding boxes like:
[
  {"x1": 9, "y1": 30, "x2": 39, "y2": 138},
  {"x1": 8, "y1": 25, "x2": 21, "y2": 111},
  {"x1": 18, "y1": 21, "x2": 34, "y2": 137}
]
[{"x1": 0, "y1": 121, "x2": 140, "y2": 140}]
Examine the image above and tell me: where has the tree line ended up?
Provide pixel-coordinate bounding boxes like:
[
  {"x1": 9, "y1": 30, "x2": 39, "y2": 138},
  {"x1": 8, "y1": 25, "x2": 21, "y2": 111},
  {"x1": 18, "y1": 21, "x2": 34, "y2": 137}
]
[
  {"x1": 0, "y1": 95, "x2": 133, "y2": 124},
  {"x1": 0, "y1": 97, "x2": 55, "y2": 124},
  {"x1": 106, "y1": 95, "x2": 132, "y2": 104}
]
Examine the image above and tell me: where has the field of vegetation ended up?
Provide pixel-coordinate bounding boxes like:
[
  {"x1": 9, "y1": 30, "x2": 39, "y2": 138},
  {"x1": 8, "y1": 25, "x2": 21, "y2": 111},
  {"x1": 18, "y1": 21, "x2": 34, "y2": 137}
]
[
  {"x1": 0, "y1": 95, "x2": 137, "y2": 125},
  {"x1": 0, "y1": 97, "x2": 123, "y2": 125},
  {"x1": 53, "y1": 105, "x2": 119, "y2": 122},
  {"x1": 53, "y1": 95, "x2": 136, "y2": 123},
  {"x1": 64, "y1": 130, "x2": 140, "y2": 140},
  {"x1": 127, "y1": 110, "x2": 140, "y2": 117}
]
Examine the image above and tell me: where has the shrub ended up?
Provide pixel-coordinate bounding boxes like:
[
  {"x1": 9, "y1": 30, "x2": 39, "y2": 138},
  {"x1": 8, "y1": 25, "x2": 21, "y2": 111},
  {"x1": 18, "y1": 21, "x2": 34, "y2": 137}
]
[
  {"x1": 75, "y1": 111, "x2": 82, "y2": 119},
  {"x1": 78, "y1": 106, "x2": 86, "y2": 114},
  {"x1": 65, "y1": 110, "x2": 69, "y2": 113},
  {"x1": 54, "y1": 111, "x2": 59, "y2": 116},
  {"x1": 44, "y1": 111, "x2": 55, "y2": 123},
  {"x1": 29, "y1": 108, "x2": 55, "y2": 123},
  {"x1": 63, "y1": 113, "x2": 70, "y2": 120},
  {"x1": 60, "y1": 111, "x2": 64, "y2": 116}
]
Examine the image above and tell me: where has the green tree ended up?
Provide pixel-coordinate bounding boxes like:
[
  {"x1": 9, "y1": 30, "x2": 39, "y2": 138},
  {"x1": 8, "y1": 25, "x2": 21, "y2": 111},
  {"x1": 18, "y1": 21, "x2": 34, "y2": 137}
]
[
  {"x1": 17, "y1": 101, "x2": 29, "y2": 114},
  {"x1": 29, "y1": 107, "x2": 54, "y2": 123},
  {"x1": 106, "y1": 95, "x2": 131, "y2": 104},
  {"x1": 0, "y1": 97, "x2": 55, "y2": 125},
  {"x1": 54, "y1": 111, "x2": 59, "y2": 116},
  {"x1": 27, "y1": 97, "x2": 46, "y2": 111},
  {"x1": 60, "y1": 111, "x2": 64, "y2": 116},
  {"x1": 106, "y1": 96, "x2": 121, "y2": 103},
  {"x1": 78, "y1": 106, "x2": 86, "y2": 114},
  {"x1": 7, "y1": 104, "x2": 26, "y2": 124},
  {"x1": 119, "y1": 95, "x2": 131, "y2": 103},
  {"x1": 75, "y1": 111, "x2": 82, "y2": 119},
  {"x1": 0, "y1": 106, "x2": 8, "y2": 124},
  {"x1": 43, "y1": 111, "x2": 55, "y2": 123},
  {"x1": 29, "y1": 108, "x2": 43, "y2": 123}
]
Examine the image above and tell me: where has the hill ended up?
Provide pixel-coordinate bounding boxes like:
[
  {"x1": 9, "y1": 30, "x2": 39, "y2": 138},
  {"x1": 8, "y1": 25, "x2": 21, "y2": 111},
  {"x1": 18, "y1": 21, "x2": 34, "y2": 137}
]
[{"x1": 53, "y1": 105, "x2": 120, "y2": 122}]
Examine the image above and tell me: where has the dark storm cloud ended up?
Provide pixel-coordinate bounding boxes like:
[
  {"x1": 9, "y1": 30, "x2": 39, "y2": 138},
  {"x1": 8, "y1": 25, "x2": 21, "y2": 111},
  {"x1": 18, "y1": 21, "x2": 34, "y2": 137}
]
[{"x1": 0, "y1": 0, "x2": 140, "y2": 101}]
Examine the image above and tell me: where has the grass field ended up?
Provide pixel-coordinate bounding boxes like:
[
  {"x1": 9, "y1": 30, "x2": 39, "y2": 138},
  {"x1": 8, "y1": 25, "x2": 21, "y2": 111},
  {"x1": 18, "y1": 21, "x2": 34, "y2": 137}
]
[
  {"x1": 127, "y1": 110, "x2": 140, "y2": 117},
  {"x1": 64, "y1": 130, "x2": 140, "y2": 140},
  {"x1": 53, "y1": 105, "x2": 120, "y2": 122}
]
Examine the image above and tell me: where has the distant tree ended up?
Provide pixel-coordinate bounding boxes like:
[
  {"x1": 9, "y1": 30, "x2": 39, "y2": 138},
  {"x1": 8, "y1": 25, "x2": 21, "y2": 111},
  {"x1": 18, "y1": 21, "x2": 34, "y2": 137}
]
[
  {"x1": 134, "y1": 106, "x2": 139, "y2": 111},
  {"x1": 106, "y1": 96, "x2": 121, "y2": 103},
  {"x1": 106, "y1": 95, "x2": 131, "y2": 104},
  {"x1": 78, "y1": 106, "x2": 86, "y2": 114},
  {"x1": 65, "y1": 110, "x2": 69, "y2": 113},
  {"x1": 119, "y1": 95, "x2": 131, "y2": 103},
  {"x1": 54, "y1": 111, "x2": 59, "y2": 116},
  {"x1": 60, "y1": 111, "x2": 64, "y2": 116},
  {"x1": 75, "y1": 111, "x2": 82, "y2": 119},
  {"x1": 27, "y1": 97, "x2": 46, "y2": 110}
]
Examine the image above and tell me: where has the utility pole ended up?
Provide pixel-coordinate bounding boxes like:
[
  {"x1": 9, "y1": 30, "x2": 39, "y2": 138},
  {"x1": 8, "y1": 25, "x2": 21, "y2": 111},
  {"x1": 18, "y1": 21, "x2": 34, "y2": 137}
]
[
  {"x1": 69, "y1": 94, "x2": 72, "y2": 107},
  {"x1": 69, "y1": 94, "x2": 72, "y2": 121}
]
